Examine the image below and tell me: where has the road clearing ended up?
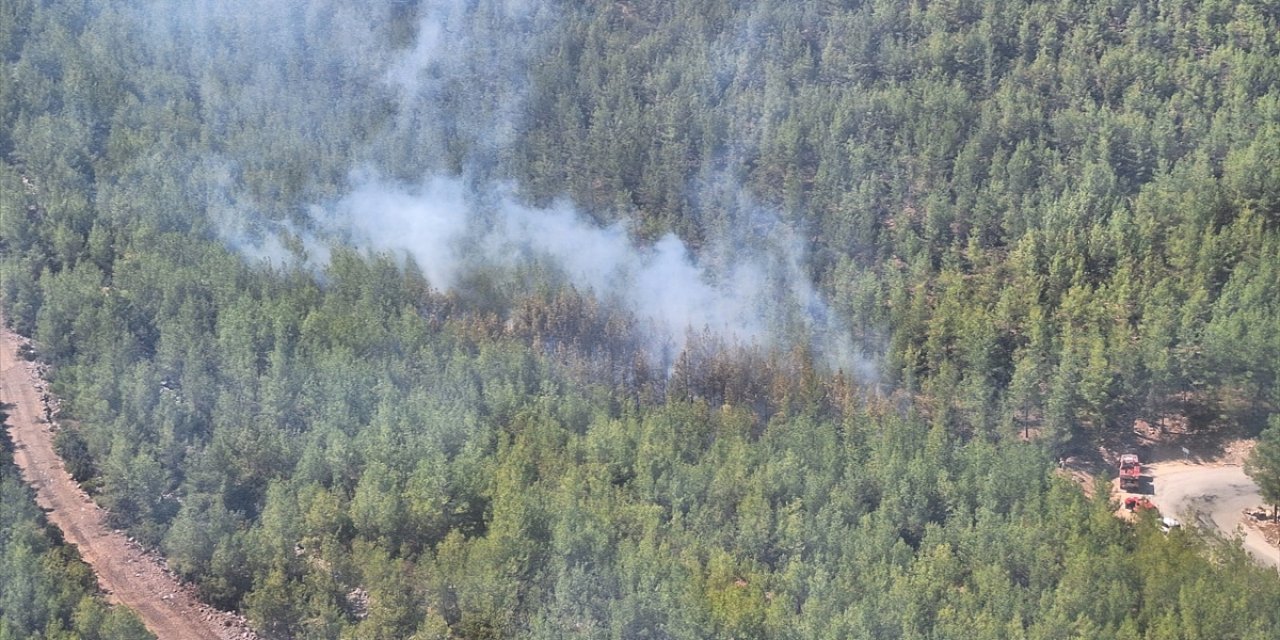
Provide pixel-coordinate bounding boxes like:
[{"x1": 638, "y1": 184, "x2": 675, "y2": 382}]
[
  {"x1": 1144, "y1": 459, "x2": 1280, "y2": 570},
  {"x1": 1, "y1": 314, "x2": 258, "y2": 640}
]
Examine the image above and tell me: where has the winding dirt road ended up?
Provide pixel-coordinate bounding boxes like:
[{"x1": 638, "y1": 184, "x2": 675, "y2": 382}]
[
  {"x1": 1145, "y1": 460, "x2": 1280, "y2": 570},
  {"x1": 1, "y1": 316, "x2": 257, "y2": 640}
]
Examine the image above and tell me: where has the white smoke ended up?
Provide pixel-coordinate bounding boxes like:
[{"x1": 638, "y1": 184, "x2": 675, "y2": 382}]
[
  {"x1": 200, "y1": 0, "x2": 874, "y2": 377},
  {"x1": 318, "y1": 173, "x2": 769, "y2": 340},
  {"x1": 299, "y1": 170, "x2": 869, "y2": 374}
]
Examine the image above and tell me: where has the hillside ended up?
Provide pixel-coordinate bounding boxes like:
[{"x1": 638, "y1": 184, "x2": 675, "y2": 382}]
[
  {"x1": 3, "y1": 0, "x2": 1280, "y2": 638},
  {"x1": 1, "y1": 371, "x2": 152, "y2": 636},
  {"x1": 2, "y1": 316, "x2": 253, "y2": 639}
]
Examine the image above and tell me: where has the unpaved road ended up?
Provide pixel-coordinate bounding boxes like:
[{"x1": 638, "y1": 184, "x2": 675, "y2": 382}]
[
  {"x1": 1, "y1": 317, "x2": 257, "y2": 640},
  {"x1": 1145, "y1": 460, "x2": 1280, "y2": 570}
]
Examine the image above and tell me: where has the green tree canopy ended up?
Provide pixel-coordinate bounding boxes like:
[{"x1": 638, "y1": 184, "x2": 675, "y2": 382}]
[{"x1": 1245, "y1": 417, "x2": 1280, "y2": 521}]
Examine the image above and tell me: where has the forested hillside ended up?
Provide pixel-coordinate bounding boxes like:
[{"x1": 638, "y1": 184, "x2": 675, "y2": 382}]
[
  {"x1": 1, "y1": 411, "x2": 153, "y2": 639},
  {"x1": 3, "y1": 0, "x2": 1280, "y2": 638}
]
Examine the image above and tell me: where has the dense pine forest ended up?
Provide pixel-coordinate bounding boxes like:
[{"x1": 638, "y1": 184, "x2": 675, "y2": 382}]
[{"x1": 4, "y1": 0, "x2": 1280, "y2": 637}]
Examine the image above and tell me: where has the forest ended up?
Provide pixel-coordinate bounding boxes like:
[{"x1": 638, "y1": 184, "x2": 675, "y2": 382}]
[
  {"x1": 3, "y1": 0, "x2": 1280, "y2": 638},
  {"x1": 1, "y1": 409, "x2": 153, "y2": 639}
]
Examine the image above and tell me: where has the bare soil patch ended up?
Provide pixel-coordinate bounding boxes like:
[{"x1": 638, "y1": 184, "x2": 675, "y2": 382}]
[
  {"x1": 1241, "y1": 507, "x2": 1280, "y2": 546},
  {"x1": 1055, "y1": 412, "x2": 1280, "y2": 569},
  {"x1": 1139, "y1": 460, "x2": 1278, "y2": 569},
  {"x1": 1, "y1": 315, "x2": 259, "y2": 640}
]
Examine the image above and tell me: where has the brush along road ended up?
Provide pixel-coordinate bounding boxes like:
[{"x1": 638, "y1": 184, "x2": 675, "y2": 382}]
[
  {"x1": 1, "y1": 315, "x2": 258, "y2": 640},
  {"x1": 1145, "y1": 460, "x2": 1279, "y2": 570}
]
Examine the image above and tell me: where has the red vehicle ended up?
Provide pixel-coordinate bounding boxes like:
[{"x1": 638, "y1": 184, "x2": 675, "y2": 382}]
[
  {"x1": 1123, "y1": 496, "x2": 1155, "y2": 511},
  {"x1": 1118, "y1": 453, "x2": 1142, "y2": 491}
]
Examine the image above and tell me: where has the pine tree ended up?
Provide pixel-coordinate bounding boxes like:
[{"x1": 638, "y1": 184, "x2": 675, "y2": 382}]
[{"x1": 1244, "y1": 418, "x2": 1280, "y2": 521}]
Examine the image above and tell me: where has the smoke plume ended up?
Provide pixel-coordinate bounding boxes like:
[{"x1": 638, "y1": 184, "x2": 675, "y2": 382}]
[
  {"x1": 308, "y1": 172, "x2": 863, "y2": 370},
  {"x1": 182, "y1": 0, "x2": 874, "y2": 378}
]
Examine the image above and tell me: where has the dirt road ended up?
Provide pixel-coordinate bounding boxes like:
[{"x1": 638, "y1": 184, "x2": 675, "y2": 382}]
[
  {"x1": 1145, "y1": 460, "x2": 1280, "y2": 570},
  {"x1": 1, "y1": 317, "x2": 257, "y2": 640}
]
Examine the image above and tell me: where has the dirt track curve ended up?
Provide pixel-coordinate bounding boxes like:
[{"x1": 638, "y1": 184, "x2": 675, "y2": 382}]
[
  {"x1": 1, "y1": 315, "x2": 258, "y2": 640},
  {"x1": 1146, "y1": 460, "x2": 1280, "y2": 570}
]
